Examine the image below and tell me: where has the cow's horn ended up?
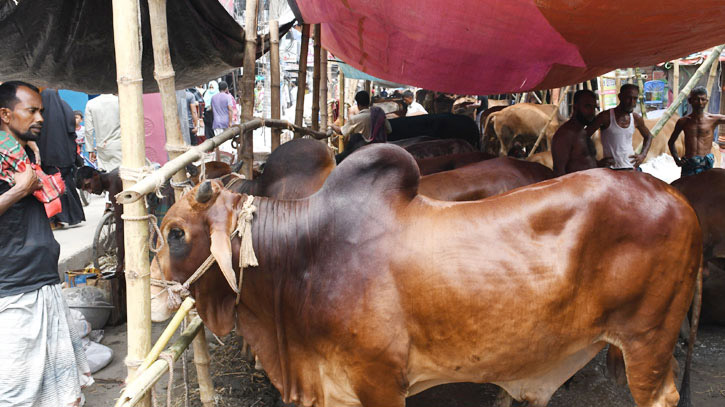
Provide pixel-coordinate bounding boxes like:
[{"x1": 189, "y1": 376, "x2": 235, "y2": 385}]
[{"x1": 196, "y1": 181, "x2": 213, "y2": 203}]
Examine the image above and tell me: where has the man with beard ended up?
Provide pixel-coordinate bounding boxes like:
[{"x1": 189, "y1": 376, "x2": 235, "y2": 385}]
[
  {"x1": 551, "y1": 90, "x2": 599, "y2": 176},
  {"x1": 585, "y1": 84, "x2": 653, "y2": 170},
  {"x1": 668, "y1": 86, "x2": 725, "y2": 177},
  {"x1": 0, "y1": 81, "x2": 92, "y2": 406}
]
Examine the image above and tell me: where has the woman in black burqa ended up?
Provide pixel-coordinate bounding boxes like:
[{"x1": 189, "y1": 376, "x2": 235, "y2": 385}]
[{"x1": 38, "y1": 89, "x2": 85, "y2": 227}]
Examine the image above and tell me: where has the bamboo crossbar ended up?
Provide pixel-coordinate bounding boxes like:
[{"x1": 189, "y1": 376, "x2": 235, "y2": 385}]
[
  {"x1": 115, "y1": 118, "x2": 331, "y2": 204},
  {"x1": 138, "y1": 297, "x2": 196, "y2": 373},
  {"x1": 115, "y1": 316, "x2": 204, "y2": 407}
]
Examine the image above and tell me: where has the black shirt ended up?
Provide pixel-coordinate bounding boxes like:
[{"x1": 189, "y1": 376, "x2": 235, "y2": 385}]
[{"x1": 0, "y1": 149, "x2": 61, "y2": 297}]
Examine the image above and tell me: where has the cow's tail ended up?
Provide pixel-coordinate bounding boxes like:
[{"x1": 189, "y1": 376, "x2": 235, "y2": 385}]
[
  {"x1": 677, "y1": 262, "x2": 703, "y2": 407},
  {"x1": 482, "y1": 112, "x2": 504, "y2": 155}
]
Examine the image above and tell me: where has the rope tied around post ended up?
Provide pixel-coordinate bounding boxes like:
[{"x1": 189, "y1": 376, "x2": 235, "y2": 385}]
[
  {"x1": 121, "y1": 213, "x2": 164, "y2": 254},
  {"x1": 120, "y1": 165, "x2": 165, "y2": 198}
]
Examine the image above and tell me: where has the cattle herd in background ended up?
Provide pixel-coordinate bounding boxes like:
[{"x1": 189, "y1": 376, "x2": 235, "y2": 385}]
[{"x1": 145, "y1": 92, "x2": 725, "y2": 407}]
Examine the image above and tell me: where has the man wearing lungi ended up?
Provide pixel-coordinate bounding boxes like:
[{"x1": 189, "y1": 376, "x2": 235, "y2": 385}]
[{"x1": 0, "y1": 81, "x2": 92, "y2": 406}]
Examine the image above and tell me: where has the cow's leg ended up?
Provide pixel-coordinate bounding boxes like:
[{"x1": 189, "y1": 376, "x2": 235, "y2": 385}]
[
  {"x1": 605, "y1": 345, "x2": 627, "y2": 386},
  {"x1": 621, "y1": 342, "x2": 679, "y2": 407}
]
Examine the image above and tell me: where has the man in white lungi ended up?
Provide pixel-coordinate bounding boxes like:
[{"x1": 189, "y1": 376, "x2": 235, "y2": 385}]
[{"x1": 0, "y1": 81, "x2": 92, "y2": 406}]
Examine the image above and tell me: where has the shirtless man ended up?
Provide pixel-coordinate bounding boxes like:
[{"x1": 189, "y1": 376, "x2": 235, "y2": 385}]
[
  {"x1": 552, "y1": 89, "x2": 598, "y2": 176},
  {"x1": 585, "y1": 84, "x2": 653, "y2": 169},
  {"x1": 668, "y1": 86, "x2": 725, "y2": 177}
]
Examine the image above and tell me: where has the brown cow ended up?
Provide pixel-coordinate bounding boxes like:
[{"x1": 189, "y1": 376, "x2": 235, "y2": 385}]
[
  {"x1": 672, "y1": 168, "x2": 725, "y2": 324},
  {"x1": 415, "y1": 152, "x2": 494, "y2": 176},
  {"x1": 484, "y1": 103, "x2": 563, "y2": 155},
  {"x1": 154, "y1": 144, "x2": 700, "y2": 407},
  {"x1": 418, "y1": 157, "x2": 552, "y2": 201},
  {"x1": 403, "y1": 138, "x2": 476, "y2": 160},
  {"x1": 186, "y1": 161, "x2": 233, "y2": 185}
]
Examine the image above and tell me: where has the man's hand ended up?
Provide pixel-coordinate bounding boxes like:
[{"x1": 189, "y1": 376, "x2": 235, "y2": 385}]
[
  {"x1": 673, "y1": 156, "x2": 685, "y2": 167},
  {"x1": 28, "y1": 141, "x2": 41, "y2": 166},
  {"x1": 598, "y1": 157, "x2": 615, "y2": 168},
  {"x1": 89, "y1": 152, "x2": 97, "y2": 163},
  {"x1": 15, "y1": 165, "x2": 41, "y2": 196},
  {"x1": 191, "y1": 127, "x2": 197, "y2": 135},
  {"x1": 630, "y1": 153, "x2": 647, "y2": 167}
]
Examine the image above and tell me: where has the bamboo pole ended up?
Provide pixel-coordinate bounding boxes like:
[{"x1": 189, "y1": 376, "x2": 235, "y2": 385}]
[
  {"x1": 706, "y1": 59, "x2": 721, "y2": 110},
  {"x1": 635, "y1": 67, "x2": 647, "y2": 119},
  {"x1": 138, "y1": 297, "x2": 195, "y2": 372},
  {"x1": 527, "y1": 85, "x2": 569, "y2": 158},
  {"x1": 294, "y1": 24, "x2": 310, "y2": 138},
  {"x1": 263, "y1": 118, "x2": 332, "y2": 139},
  {"x1": 148, "y1": 0, "x2": 188, "y2": 202},
  {"x1": 364, "y1": 80, "x2": 371, "y2": 95},
  {"x1": 270, "y1": 20, "x2": 281, "y2": 151},
  {"x1": 116, "y1": 119, "x2": 264, "y2": 204},
  {"x1": 311, "y1": 24, "x2": 321, "y2": 131},
  {"x1": 673, "y1": 60, "x2": 680, "y2": 103},
  {"x1": 111, "y1": 0, "x2": 150, "y2": 405},
  {"x1": 320, "y1": 47, "x2": 329, "y2": 132},
  {"x1": 338, "y1": 70, "x2": 345, "y2": 152},
  {"x1": 191, "y1": 314, "x2": 214, "y2": 407},
  {"x1": 115, "y1": 317, "x2": 204, "y2": 407},
  {"x1": 650, "y1": 45, "x2": 725, "y2": 138},
  {"x1": 239, "y1": 0, "x2": 259, "y2": 179}
]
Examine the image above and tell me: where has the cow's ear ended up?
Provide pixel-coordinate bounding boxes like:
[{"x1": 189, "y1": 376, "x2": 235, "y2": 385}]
[{"x1": 210, "y1": 229, "x2": 239, "y2": 294}]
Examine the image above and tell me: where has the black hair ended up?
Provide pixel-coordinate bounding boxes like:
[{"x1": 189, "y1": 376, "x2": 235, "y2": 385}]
[
  {"x1": 619, "y1": 83, "x2": 639, "y2": 95},
  {"x1": 0, "y1": 81, "x2": 40, "y2": 110},
  {"x1": 690, "y1": 86, "x2": 708, "y2": 98},
  {"x1": 573, "y1": 89, "x2": 597, "y2": 104},
  {"x1": 73, "y1": 110, "x2": 83, "y2": 118},
  {"x1": 218, "y1": 81, "x2": 229, "y2": 91},
  {"x1": 75, "y1": 165, "x2": 101, "y2": 188},
  {"x1": 402, "y1": 90, "x2": 414, "y2": 99},
  {"x1": 355, "y1": 91, "x2": 370, "y2": 107}
]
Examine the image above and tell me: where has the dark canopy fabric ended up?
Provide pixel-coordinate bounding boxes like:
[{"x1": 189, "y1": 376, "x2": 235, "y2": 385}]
[
  {"x1": 0, "y1": 0, "x2": 293, "y2": 94},
  {"x1": 291, "y1": 0, "x2": 725, "y2": 94}
]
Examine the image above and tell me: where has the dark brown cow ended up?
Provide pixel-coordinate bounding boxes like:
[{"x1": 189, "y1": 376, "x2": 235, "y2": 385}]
[
  {"x1": 418, "y1": 157, "x2": 553, "y2": 201},
  {"x1": 672, "y1": 168, "x2": 725, "y2": 324},
  {"x1": 154, "y1": 144, "x2": 701, "y2": 407},
  {"x1": 186, "y1": 161, "x2": 233, "y2": 185},
  {"x1": 403, "y1": 138, "x2": 476, "y2": 160},
  {"x1": 415, "y1": 152, "x2": 494, "y2": 176}
]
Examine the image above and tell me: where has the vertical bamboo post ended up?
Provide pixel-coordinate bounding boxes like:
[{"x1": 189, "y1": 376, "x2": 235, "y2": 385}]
[
  {"x1": 338, "y1": 69, "x2": 345, "y2": 152},
  {"x1": 270, "y1": 20, "x2": 281, "y2": 151},
  {"x1": 672, "y1": 60, "x2": 680, "y2": 104},
  {"x1": 597, "y1": 77, "x2": 606, "y2": 110},
  {"x1": 294, "y1": 24, "x2": 310, "y2": 138},
  {"x1": 320, "y1": 47, "x2": 329, "y2": 132},
  {"x1": 148, "y1": 0, "x2": 188, "y2": 202},
  {"x1": 585, "y1": 80, "x2": 592, "y2": 91},
  {"x1": 111, "y1": 0, "x2": 150, "y2": 405},
  {"x1": 191, "y1": 317, "x2": 214, "y2": 406},
  {"x1": 240, "y1": 0, "x2": 259, "y2": 179},
  {"x1": 706, "y1": 59, "x2": 721, "y2": 110},
  {"x1": 635, "y1": 67, "x2": 647, "y2": 119},
  {"x1": 364, "y1": 80, "x2": 371, "y2": 95},
  {"x1": 615, "y1": 71, "x2": 622, "y2": 93},
  {"x1": 311, "y1": 24, "x2": 321, "y2": 131}
]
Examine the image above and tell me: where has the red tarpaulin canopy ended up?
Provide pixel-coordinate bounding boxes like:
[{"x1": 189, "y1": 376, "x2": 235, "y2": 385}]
[{"x1": 290, "y1": 0, "x2": 725, "y2": 94}]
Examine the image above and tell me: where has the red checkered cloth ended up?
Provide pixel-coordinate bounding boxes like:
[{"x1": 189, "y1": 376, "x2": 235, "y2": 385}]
[{"x1": 0, "y1": 131, "x2": 65, "y2": 217}]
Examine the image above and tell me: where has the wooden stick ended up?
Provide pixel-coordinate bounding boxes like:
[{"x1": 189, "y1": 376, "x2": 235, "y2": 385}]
[
  {"x1": 673, "y1": 60, "x2": 680, "y2": 103},
  {"x1": 338, "y1": 70, "x2": 345, "y2": 152},
  {"x1": 364, "y1": 80, "x2": 371, "y2": 94},
  {"x1": 264, "y1": 118, "x2": 332, "y2": 139},
  {"x1": 706, "y1": 59, "x2": 721, "y2": 110},
  {"x1": 111, "y1": 0, "x2": 150, "y2": 405},
  {"x1": 148, "y1": 0, "x2": 189, "y2": 203},
  {"x1": 115, "y1": 317, "x2": 204, "y2": 407},
  {"x1": 191, "y1": 315, "x2": 214, "y2": 407},
  {"x1": 320, "y1": 47, "x2": 329, "y2": 132},
  {"x1": 269, "y1": 20, "x2": 281, "y2": 151},
  {"x1": 311, "y1": 24, "x2": 321, "y2": 131},
  {"x1": 116, "y1": 119, "x2": 264, "y2": 204},
  {"x1": 138, "y1": 297, "x2": 195, "y2": 373},
  {"x1": 294, "y1": 24, "x2": 310, "y2": 138},
  {"x1": 240, "y1": 0, "x2": 260, "y2": 179},
  {"x1": 527, "y1": 85, "x2": 569, "y2": 158}
]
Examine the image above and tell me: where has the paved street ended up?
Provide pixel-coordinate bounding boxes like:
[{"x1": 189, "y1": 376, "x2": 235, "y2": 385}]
[{"x1": 54, "y1": 193, "x2": 107, "y2": 279}]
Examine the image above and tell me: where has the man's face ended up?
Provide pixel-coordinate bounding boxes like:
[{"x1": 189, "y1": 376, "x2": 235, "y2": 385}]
[
  {"x1": 618, "y1": 88, "x2": 638, "y2": 113},
  {"x1": 0, "y1": 86, "x2": 43, "y2": 142},
  {"x1": 574, "y1": 94, "x2": 597, "y2": 125},
  {"x1": 688, "y1": 93, "x2": 708, "y2": 111},
  {"x1": 403, "y1": 96, "x2": 413, "y2": 105},
  {"x1": 75, "y1": 114, "x2": 82, "y2": 126},
  {"x1": 80, "y1": 173, "x2": 104, "y2": 195}
]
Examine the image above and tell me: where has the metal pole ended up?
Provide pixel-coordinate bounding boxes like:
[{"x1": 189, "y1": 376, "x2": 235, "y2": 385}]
[{"x1": 111, "y1": 0, "x2": 150, "y2": 405}]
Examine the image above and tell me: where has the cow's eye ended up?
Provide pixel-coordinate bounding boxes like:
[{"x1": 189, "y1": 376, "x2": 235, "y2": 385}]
[{"x1": 168, "y1": 227, "x2": 185, "y2": 241}]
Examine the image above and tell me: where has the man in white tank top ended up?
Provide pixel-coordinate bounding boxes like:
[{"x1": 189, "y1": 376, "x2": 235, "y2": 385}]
[{"x1": 585, "y1": 84, "x2": 653, "y2": 169}]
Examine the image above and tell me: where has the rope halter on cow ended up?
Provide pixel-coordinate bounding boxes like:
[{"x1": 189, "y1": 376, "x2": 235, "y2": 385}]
[{"x1": 152, "y1": 194, "x2": 258, "y2": 310}]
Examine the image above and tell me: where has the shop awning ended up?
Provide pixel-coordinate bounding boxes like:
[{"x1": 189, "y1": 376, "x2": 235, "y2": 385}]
[{"x1": 290, "y1": 0, "x2": 725, "y2": 94}]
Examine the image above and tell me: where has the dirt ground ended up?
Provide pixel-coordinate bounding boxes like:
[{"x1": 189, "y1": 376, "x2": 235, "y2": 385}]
[{"x1": 102, "y1": 326, "x2": 724, "y2": 407}]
